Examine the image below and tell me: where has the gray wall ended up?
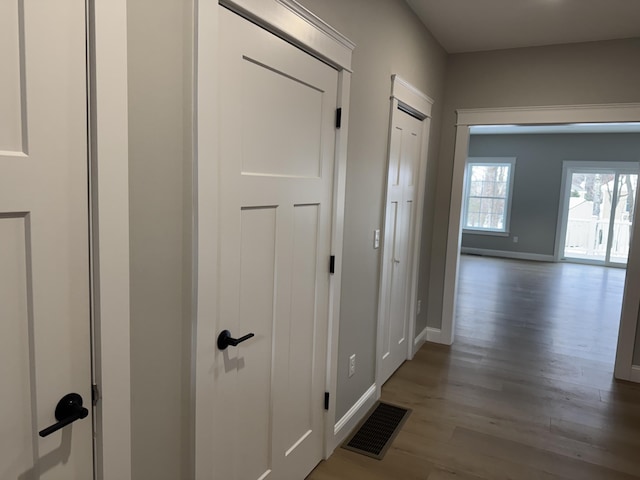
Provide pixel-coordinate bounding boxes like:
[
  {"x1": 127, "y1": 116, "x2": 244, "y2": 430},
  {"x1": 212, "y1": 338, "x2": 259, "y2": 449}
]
[
  {"x1": 298, "y1": 0, "x2": 447, "y2": 419},
  {"x1": 428, "y1": 38, "x2": 640, "y2": 332},
  {"x1": 127, "y1": 0, "x2": 193, "y2": 478},
  {"x1": 463, "y1": 133, "x2": 640, "y2": 256}
]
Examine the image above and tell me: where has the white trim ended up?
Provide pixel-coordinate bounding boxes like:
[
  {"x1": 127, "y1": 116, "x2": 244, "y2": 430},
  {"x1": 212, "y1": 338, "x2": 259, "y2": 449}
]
[
  {"x1": 193, "y1": 2, "x2": 218, "y2": 478},
  {"x1": 90, "y1": 1, "x2": 131, "y2": 479},
  {"x1": 631, "y1": 365, "x2": 640, "y2": 383},
  {"x1": 557, "y1": 161, "x2": 640, "y2": 173},
  {"x1": 463, "y1": 229, "x2": 510, "y2": 237},
  {"x1": 391, "y1": 74, "x2": 434, "y2": 119},
  {"x1": 462, "y1": 157, "x2": 516, "y2": 236},
  {"x1": 441, "y1": 126, "x2": 470, "y2": 346},
  {"x1": 554, "y1": 162, "x2": 572, "y2": 262},
  {"x1": 426, "y1": 327, "x2": 447, "y2": 345},
  {"x1": 414, "y1": 326, "x2": 428, "y2": 345},
  {"x1": 461, "y1": 248, "x2": 555, "y2": 263},
  {"x1": 332, "y1": 384, "x2": 377, "y2": 447},
  {"x1": 443, "y1": 103, "x2": 640, "y2": 382},
  {"x1": 220, "y1": 0, "x2": 354, "y2": 70},
  {"x1": 275, "y1": 0, "x2": 355, "y2": 52},
  {"x1": 194, "y1": 1, "x2": 354, "y2": 475},
  {"x1": 414, "y1": 326, "x2": 447, "y2": 345},
  {"x1": 458, "y1": 104, "x2": 640, "y2": 126},
  {"x1": 324, "y1": 69, "x2": 351, "y2": 456}
]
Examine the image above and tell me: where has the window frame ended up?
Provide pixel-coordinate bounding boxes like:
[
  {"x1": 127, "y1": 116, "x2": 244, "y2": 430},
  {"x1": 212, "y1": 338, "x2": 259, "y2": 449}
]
[{"x1": 462, "y1": 157, "x2": 516, "y2": 236}]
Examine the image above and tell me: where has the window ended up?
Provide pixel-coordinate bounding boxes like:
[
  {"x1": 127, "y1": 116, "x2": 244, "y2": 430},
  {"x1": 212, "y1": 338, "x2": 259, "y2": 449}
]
[{"x1": 463, "y1": 157, "x2": 516, "y2": 234}]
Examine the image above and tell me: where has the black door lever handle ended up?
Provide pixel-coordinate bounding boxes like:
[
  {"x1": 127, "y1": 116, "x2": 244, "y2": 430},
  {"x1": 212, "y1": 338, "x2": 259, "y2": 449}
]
[
  {"x1": 39, "y1": 393, "x2": 89, "y2": 437},
  {"x1": 217, "y1": 330, "x2": 255, "y2": 350}
]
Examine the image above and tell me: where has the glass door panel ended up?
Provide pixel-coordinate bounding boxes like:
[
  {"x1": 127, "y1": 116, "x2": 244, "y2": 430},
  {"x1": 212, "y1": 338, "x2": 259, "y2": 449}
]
[
  {"x1": 563, "y1": 172, "x2": 615, "y2": 263},
  {"x1": 609, "y1": 174, "x2": 638, "y2": 264}
]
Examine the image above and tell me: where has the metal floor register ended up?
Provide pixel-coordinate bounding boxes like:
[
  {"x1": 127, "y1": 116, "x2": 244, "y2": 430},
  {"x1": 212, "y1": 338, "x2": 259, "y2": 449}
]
[{"x1": 342, "y1": 401, "x2": 411, "y2": 460}]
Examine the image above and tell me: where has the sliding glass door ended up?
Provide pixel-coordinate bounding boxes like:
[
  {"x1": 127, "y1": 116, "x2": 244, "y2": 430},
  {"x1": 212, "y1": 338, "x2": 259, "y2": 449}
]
[{"x1": 559, "y1": 163, "x2": 639, "y2": 267}]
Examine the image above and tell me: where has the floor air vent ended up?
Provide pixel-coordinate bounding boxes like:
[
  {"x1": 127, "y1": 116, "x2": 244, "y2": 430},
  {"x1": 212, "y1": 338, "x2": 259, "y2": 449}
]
[{"x1": 342, "y1": 401, "x2": 411, "y2": 460}]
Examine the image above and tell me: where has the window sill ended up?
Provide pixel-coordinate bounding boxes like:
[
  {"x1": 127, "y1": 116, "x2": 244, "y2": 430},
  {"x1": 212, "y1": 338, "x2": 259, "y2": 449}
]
[{"x1": 462, "y1": 229, "x2": 510, "y2": 237}]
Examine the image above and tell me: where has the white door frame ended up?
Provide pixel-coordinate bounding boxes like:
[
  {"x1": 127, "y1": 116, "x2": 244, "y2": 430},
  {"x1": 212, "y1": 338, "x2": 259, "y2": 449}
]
[
  {"x1": 555, "y1": 161, "x2": 640, "y2": 267},
  {"x1": 89, "y1": 1, "x2": 131, "y2": 479},
  {"x1": 193, "y1": 1, "x2": 355, "y2": 475},
  {"x1": 442, "y1": 103, "x2": 640, "y2": 383},
  {"x1": 375, "y1": 75, "x2": 433, "y2": 395}
]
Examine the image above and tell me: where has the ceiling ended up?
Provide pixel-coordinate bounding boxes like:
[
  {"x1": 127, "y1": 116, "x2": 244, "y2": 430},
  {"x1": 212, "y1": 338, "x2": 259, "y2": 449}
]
[{"x1": 404, "y1": 0, "x2": 640, "y2": 53}]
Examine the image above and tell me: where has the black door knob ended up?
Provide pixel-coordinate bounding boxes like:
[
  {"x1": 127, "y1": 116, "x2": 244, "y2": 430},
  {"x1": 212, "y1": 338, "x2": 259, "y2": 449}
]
[
  {"x1": 217, "y1": 330, "x2": 255, "y2": 350},
  {"x1": 39, "y1": 393, "x2": 89, "y2": 437}
]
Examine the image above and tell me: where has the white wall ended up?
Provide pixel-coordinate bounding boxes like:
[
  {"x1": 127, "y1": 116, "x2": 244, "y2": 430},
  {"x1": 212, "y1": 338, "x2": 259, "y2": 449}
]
[
  {"x1": 428, "y1": 38, "x2": 640, "y2": 331},
  {"x1": 298, "y1": 0, "x2": 447, "y2": 419},
  {"x1": 127, "y1": 0, "x2": 193, "y2": 478}
]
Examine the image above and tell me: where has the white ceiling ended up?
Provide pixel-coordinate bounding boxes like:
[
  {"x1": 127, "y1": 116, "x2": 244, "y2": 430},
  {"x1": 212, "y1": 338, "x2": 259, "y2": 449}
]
[{"x1": 405, "y1": 0, "x2": 640, "y2": 53}]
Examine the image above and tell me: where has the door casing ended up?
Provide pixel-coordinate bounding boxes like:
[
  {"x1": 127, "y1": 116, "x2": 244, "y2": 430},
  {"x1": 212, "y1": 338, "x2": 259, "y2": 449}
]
[
  {"x1": 194, "y1": 1, "x2": 355, "y2": 476},
  {"x1": 88, "y1": 1, "x2": 131, "y2": 478},
  {"x1": 441, "y1": 104, "x2": 640, "y2": 385}
]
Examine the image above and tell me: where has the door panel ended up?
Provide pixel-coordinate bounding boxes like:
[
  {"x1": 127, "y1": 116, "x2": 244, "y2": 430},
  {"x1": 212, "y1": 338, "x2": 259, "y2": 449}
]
[
  {"x1": 0, "y1": 0, "x2": 92, "y2": 477},
  {"x1": 285, "y1": 204, "x2": 320, "y2": 451},
  {"x1": 236, "y1": 207, "x2": 277, "y2": 480},
  {"x1": 0, "y1": 215, "x2": 34, "y2": 478},
  {"x1": 380, "y1": 109, "x2": 422, "y2": 384},
  {"x1": 215, "y1": 8, "x2": 338, "y2": 480},
  {"x1": 0, "y1": 0, "x2": 25, "y2": 154},
  {"x1": 241, "y1": 59, "x2": 324, "y2": 178}
]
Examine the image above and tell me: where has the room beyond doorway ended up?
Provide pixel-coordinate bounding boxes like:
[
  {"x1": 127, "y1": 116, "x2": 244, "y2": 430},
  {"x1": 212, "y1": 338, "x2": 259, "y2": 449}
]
[
  {"x1": 443, "y1": 106, "x2": 640, "y2": 382},
  {"x1": 457, "y1": 254, "x2": 625, "y2": 367}
]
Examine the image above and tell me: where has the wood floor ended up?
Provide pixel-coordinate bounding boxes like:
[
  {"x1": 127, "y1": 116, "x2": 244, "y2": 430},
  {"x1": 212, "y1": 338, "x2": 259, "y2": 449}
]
[{"x1": 308, "y1": 255, "x2": 640, "y2": 479}]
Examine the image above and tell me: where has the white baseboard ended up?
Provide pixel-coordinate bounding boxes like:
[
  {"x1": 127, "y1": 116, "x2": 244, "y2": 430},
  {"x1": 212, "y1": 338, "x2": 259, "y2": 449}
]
[
  {"x1": 410, "y1": 326, "x2": 428, "y2": 357},
  {"x1": 333, "y1": 384, "x2": 377, "y2": 447},
  {"x1": 461, "y1": 247, "x2": 555, "y2": 262},
  {"x1": 414, "y1": 326, "x2": 428, "y2": 345},
  {"x1": 425, "y1": 327, "x2": 448, "y2": 345},
  {"x1": 630, "y1": 365, "x2": 640, "y2": 383}
]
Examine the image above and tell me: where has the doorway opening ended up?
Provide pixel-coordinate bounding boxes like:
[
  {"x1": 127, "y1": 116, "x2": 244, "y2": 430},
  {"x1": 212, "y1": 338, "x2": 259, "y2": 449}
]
[
  {"x1": 456, "y1": 129, "x2": 640, "y2": 378},
  {"x1": 442, "y1": 106, "x2": 640, "y2": 383}
]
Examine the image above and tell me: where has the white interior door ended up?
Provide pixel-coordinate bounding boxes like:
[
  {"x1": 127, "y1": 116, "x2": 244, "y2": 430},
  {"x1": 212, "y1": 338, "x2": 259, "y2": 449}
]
[
  {"x1": 0, "y1": 0, "x2": 93, "y2": 479},
  {"x1": 379, "y1": 107, "x2": 423, "y2": 385},
  {"x1": 212, "y1": 7, "x2": 338, "y2": 480}
]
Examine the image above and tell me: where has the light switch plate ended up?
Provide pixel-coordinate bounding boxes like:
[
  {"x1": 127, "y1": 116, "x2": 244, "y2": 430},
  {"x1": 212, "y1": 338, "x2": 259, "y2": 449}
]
[{"x1": 374, "y1": 229, "x2": 380, "y2": 249}]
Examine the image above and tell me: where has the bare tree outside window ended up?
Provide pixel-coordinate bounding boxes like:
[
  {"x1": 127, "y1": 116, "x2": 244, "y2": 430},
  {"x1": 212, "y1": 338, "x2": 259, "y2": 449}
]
[{"x1": 464, "y1": 161, "x2": 514, "y2": 232}]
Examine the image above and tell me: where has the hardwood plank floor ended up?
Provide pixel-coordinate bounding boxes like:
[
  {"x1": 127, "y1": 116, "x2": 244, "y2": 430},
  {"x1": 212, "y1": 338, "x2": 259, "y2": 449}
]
[{"x1": 308, "y1": 255, "x2": 640, "y2": 479}]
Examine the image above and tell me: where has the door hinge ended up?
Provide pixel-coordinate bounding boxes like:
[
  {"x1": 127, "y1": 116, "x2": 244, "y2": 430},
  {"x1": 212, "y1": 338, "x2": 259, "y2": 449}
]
[
  {"x1": 324, "y1": 392, "x2": 330, "y2": 410},
  {"x1": 92, "y1": 384, "x2": 100, "y2": 407},
  {"x1": 329, "y1": 255, "x2": 335, "y2": 274},
  {"x1": 335, "y1": 108, "x2": 342, "y2": 129}
]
